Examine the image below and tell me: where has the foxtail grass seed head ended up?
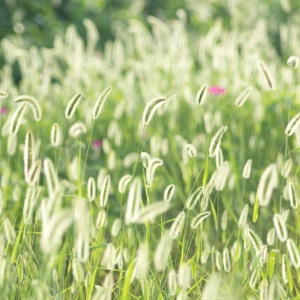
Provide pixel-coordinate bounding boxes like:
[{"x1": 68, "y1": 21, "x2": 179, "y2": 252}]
[
  {"x1": 196, "y1": 85, "x2": 207, "y2": 105},
  {"x1": 260, "y1": 278, "x2": 269, "y2": 300},
  {"x1": 111, "y1": 218, "x2": 121, "y2": 237},
  {"x1": 215, "y1": 147, "x2": 223, "y2": 169},
  {"x1": 27, "y1": 159, "x2": 42, "y2": 186},
  {"x1": 249, "y1": 268, "x2": 260, "y2": 289},
  {"x1": 133, "y1": 201, "x2": 170, "y2": 224},
  {"x1": 215, "y1": 161, "x2": 230, "y2": 191},
  {"x1": 140, "y1": 152, "x2": 151, "y2": 168},
  {"x1": 259, "y1": 245, "x2": 267, "y2": 266},
  {"x1": 287, "y1": 56, "x2": 299, "y2": 69},
  {"x1": 273, "y1": 213, "x2": 288, "y2": 242},
  {"x1": 145, "y1": 158, "x2": 163, "y2": 187},
  {"x1": 92, "y1": 86, "x2": 112, "y2": 119},
  {"x1": 257, "y1": 60, "x2": 275, "y2": 90},
  {"x1": 285, "y1": 112, "x2": 300, "y2": 136},
  {"x1": 69, "y1": 122, "x2": 87, "y2": 138},
  {"x1": 43, "y1": 158, "x2": 59, "y2": 196},
  {"x1": 286, "y1": 238, "x2": 300, "y2": 268},
  {"x1": 170, "y1": 211, "x2": 185, "y2": 239},
  {"x1": 87, "y1": 177, "x2": 96, "y2": 201},
  {"x1": 40, "y1": 208, "x2": 74, "y2": 254},
  {"x1": 208, "y1": 126, "x2": 228, "y2": 158},
  {"x1": 3, "y1": 218, "x2": 16, "y2": 245},
  {"x1": 0, "y1": 188, "x2": 2, "y2": 215},
  {"x1": 235, "y1": 87, "x2": 252, "y2": 107},
  {"x1": 0, "y1": 91, "x2": 8, "y2": 98},
  {"x1": 242, "y1": 159, "x2": 252, "y2": 179},
  {"x1": 23, "y1": 186, "x2": 36, "y2": 224},
  {"x1": 99, "y1": 175, "x2": 110, "y2": 207},
  {"x1": 222, "y1": 247, "x2": 231, "y2": 272},
  {"x1": 185, "y1": 144, "x2": 197, "y2": 158},
  {"x1": 202, "y1": 273, "x2": 222, "y2": 300},
  {"x1": 51, "y1": 123, "x2": 61, "y2": 147},
  {"x1": 10, "y1": 102, "x2": 27, "y2": 135},
  {"x1": 282, "y1": 254, "x2": 288, "y2": 285},
  {"x1": 72, "y1": 258, "x2": 84, "y2": 283},
  {"x1": 238, "y1": 204, "x2": 249, "y2": 228},
  {"x1": 125, "y1": 177, "x2": 141, "y2": 224},
  {"x1": 221, "y1": 210, "x2": 228, "y2": 231},
  {"x1": 65, "y1": 93, "x2": 82, "y2": 119},
  {"x1": 281, "y1": 158, "x2": 292, "y2": 178},
  {"x1": 168, "y1": 269, "x2": 178, "y2": 296},
  {"x1": 164, "y1": 184, "x2": 175, "y2": 202},
  {"x1": 7, "y1": 134, "x2": 17, "y2": 156},
  {"x1": 96, "y1": 209, "x2": 107, "y2": 229},
  {"x1": 132, "y1": 243, "x2": 149, "y2": 280},
  {"x1": 186, "y1": 186, "x2": 203, "y2": 209},
  {"x1": 288, "y1": 182, "x2": 299, "y2": 209},
  {"x1": 14, "y1": 95, "x2": 42, "y2": 121},
  {"x1": 215, "y1": 251, "x2": 222, "y2": 271},
  {"x1": 247, "y1": 228, "x2": 263, "y2": 256},
  {"x1": 101, "y1": 243, "x2": 117, "y2": 270},
  {"x1": 142, "y1": 97, "x2": 166, "y2": 125},
  {"x1": 257, "y1": 164, "x2": 278, "y2": 206},
  {"x1": 191, "y1": 211, "x2": 210, "y2": 229},
  {"x1": 118, "y1": 175, "x2": 132, "y2": 193},
  {"x1": 178, "y1": 263, "x2": 191, "y2": 290},
  {"x1": 154, "y1": 231, "x2": 173, "y2": 271},
  {"x1": 24, "y1": 130, "x2": 35, "y2": 182},
  {"x1": 267, "y1": 228, "x2": 275, "y2": 246}
]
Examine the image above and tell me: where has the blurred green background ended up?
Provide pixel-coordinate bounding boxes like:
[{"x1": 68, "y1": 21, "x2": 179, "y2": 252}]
[{"x1": 1, "y1": 0, "x2": 300, "y2": 55}]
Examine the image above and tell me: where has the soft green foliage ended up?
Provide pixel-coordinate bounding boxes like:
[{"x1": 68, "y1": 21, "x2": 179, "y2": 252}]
[{"x1": 1, "y1": 3, "x2": 300, "y2": 299}]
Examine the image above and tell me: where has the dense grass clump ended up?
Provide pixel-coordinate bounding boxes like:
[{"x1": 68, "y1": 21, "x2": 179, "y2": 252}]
[{"x1": 0, "y1": 5, "x2": 300, "y2": 299}]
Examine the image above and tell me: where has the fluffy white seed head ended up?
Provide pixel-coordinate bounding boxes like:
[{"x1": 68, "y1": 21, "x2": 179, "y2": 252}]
[
  {"x1": 65, "y1": 93, "x2": 82, "y2": 119},
  {"x1": 92, "y1": 86, "x2": 112, "y2": 119},
  {"x1": 222, "y1": 247, "x2": 231, "y2": 272},
  {"x1": 242, "y1": 159, "x2": 252, "y2": 179},
  {"x1": 285, "y1": 112, "x2": 300, "y2": 136},
  {"x1": 132, "y1": 201, "x2": 170, "y2": 224},
  {"x1": 287, "y1": 56, "x2": 299, "y2": 69},
  {"x1": 286, "y1": 238, "x2": 300, "y2": 268},
  {"x1": 170, "y1": 211, "x2": 185, "y2": 239},
  {"x1": 14, "y1": 95, "x2": 42, "y2": 121},
  {"x1": 186, "y1": 186, "x2": 203, "y2": 210},
  {"x1": 154, "y1": 231, "x2": 173, "y2": 271},
  {"x1": 10, "y1": 102, "x2": 27, "y2": 135},
  {"x1": 145, "y1": 158, "x2": 163, "y2": 187},
  {"x1": 118, "y1": 175, "x2": 132, "y2": 193},
  {"x1": 87, "y1": 177, "x2": 96, "y2": 201},
  {"x1": 196, "y1": 85, "x2": 207, "y2": 105},
  {"x1": 288, "y1": 182, "x2": 299, "y2": 209},
  {"x1": 185, "y1": 144, "x2": 197, "y2": 158},
  {"x1": 99, "y1": 175, "x2": 110, "y2": 207},
  {"x1": 125, "y1": 177, "x2": 141, "y2": 224},
  {"x1": 168, "y1": 269, "x2": 177, "y2": 296},
  {"x1": 164, "y1": 184, "x2": 175, "y2": 202},
  {"x1": 235, "y1": 87, "x2": 252, "y2": 107},
  {"x1": 50, "y1": 123, "x2": 61, "y2": 147},
  {"x1": 257, "y1": 60, "x2": 275, "y2": 90},
  {"x1": 191, "y1": 212, "x2": 210, "y2": 229},
  {"x1": 208, "y1": 126, "x2": 228, "y2": 158},
  {"x1": 273, "y1": 213, "x2": 288, "y2": 242},
  {"x1": 238, "y1": 204, "x2": 249, "y2": 228},
  {"x1": 142, "y1": 97, "x2": 166, "y2": 125}
]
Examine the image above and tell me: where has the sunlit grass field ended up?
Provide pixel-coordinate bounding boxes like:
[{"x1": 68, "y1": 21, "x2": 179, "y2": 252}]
[{"x1": 0, "y1": 4, "x2": 300, "y2": 299}]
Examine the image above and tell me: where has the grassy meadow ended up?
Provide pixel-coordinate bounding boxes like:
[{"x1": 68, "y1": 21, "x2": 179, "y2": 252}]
[{"x1": 1, "y1": 3, "x2": 300, "y2": 299}]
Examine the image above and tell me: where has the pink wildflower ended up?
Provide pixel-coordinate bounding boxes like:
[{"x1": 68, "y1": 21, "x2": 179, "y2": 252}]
[
  {"x1": 209, "y1": 86, "x2": 226, "y2": 96},
  {"x1": 0, "y1": 107, "x2": 8, "y2": 115},
  {"x1": 92, "y1": 140, "x2": 102, "y2": 151}
]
